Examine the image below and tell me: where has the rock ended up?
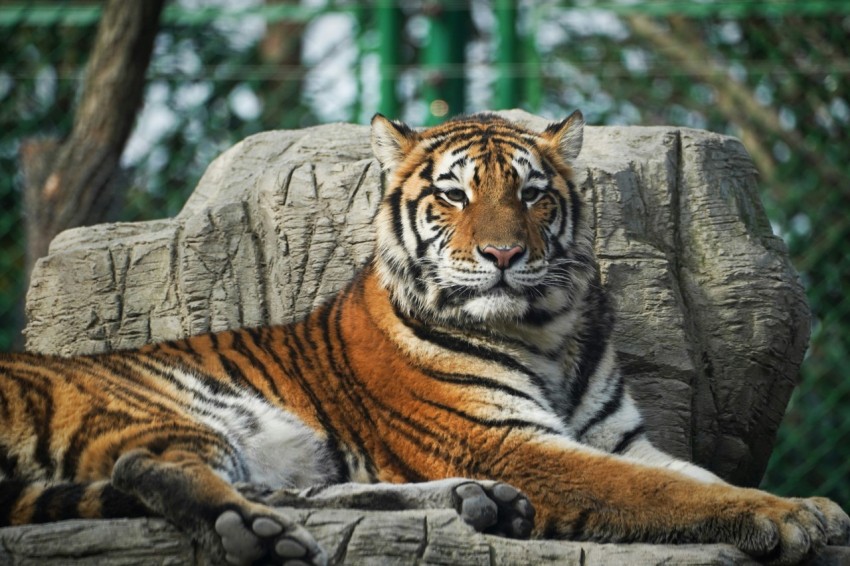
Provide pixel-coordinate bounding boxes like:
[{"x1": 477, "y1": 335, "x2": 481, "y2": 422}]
[
  {"x1": 0, "y1": 513, "x2": 757, "y2": 566},
  {"x1": 4, "y1": 514, "x2": 849, "y2": 565},
  {"x1": 24, "y1": 110, "x2": 808, "y2": 486},
  {"x1": 17, "y1": 110, "x2": 812, "y2": 564}
]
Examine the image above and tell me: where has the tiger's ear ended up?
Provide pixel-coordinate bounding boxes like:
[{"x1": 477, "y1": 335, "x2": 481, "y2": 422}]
[
  {"x1": 371, "y1": 114, "x2": 418, "y2": 172},
  {"x1": 542, "y1": 110, "x2": 584, "y2": 162}
]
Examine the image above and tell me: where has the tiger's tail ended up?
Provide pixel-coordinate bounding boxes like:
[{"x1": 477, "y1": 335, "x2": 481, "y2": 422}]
[{"x1": 0, "y1": 478, "x2": 148, "y2": 526}]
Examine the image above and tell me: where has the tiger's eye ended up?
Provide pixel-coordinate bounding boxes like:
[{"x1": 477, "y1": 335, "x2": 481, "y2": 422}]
[
  {"x1": 521, "y1": 187, "x2": 541, "y2": 203},
  {"x1": 442, "y1": 189, "x2": 467, "y2": 204}
]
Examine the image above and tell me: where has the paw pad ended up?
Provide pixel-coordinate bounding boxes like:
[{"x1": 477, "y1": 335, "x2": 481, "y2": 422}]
[
  {"x1": 453, "y1": 481, "x2": 535, "y2": 538},
  {"x1": 214, "y1": 508, "x2": 326, "y2": 566}
]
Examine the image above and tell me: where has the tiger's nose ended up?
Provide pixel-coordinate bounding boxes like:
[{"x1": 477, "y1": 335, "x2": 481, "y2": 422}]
[{"x1": 479, "y1": 245, "x2": 526, "y2": 269}]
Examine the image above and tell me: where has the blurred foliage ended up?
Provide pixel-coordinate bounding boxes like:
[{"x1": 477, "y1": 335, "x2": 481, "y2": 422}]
[{"x1": 0, "y1": 0, "x2": 847, "y2": 509}]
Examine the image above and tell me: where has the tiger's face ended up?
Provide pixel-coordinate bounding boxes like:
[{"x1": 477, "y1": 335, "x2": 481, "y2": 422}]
[{"x1": 370, "y1": 112, "x2": 591, "y2": 327}]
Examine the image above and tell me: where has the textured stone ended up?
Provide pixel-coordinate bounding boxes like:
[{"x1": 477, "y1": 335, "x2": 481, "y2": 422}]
[{"x1": 4, "y1": 514, "x2": 849, "y2": 565}]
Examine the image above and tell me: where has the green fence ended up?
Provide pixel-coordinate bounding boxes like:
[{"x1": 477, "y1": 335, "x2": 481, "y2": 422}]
[{"x1": 1, "y1": 1, "x2": 848, "y2": 510}]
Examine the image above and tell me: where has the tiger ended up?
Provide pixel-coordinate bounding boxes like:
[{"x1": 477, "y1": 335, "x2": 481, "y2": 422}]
[{"x1": 1, "y1": 111, "x2": 848, "y2": 566}]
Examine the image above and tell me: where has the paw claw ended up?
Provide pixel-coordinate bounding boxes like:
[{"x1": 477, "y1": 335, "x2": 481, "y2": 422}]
[
  {"x1": 804, "y1": 497, "x2": 850, "y2": 546},
  {"x1": 731, "y1": 496, "x2": 844, "y2": 564}
]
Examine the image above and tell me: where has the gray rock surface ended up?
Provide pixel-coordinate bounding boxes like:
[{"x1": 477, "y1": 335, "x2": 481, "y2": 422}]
[
  {"x1": 1, "y1": 513, "x2": 757, "y2": 566},
  {"x1": 14, "y1": 110, "x2": 817, "y2": 564}
]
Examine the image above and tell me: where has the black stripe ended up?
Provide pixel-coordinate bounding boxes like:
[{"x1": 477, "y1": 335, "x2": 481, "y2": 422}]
[
  {"x1": 0, "y1": 383, "x2": 9, "y2": 420},
  {"x1": 392, "y1": 305, "x2": 537, "y2": 381},
  {"x1": 421, "y1": 369, "x2": 545, "y2": 408},
  {"x1": 63, "y1": 407, "x2": 141, "y2": 478},
  {"x1": 210, "y1": 333, "x2": 256, "y2": 389},
  {"x1": 567, "y1": 179, "x2": 581, "y2": 243},
  {"x1": 542, "y1": 515, "x2": 561, "y2": 539},
  {"x1": 387, "y1": 188, "x2": 406, "y2": 251},
  {"x1": 230, "y1": 329, "x2": 280, "y2": 397},
  {"x1": 327, "y1": 297, "x2": 388, "y2": 480},
  {"x1": 407, "y1": 190, "x2": 440, "y2": 259},
  {"x1": 262, "y1": 310, "x2": 362, "y2": 481},
  {"x1": 521, "y1": 305, "x2": 558, "y2": 326},
  {"x1": 571, "y1": 508, "x2": 592, "y2": 539},
  {"x1": 0, "y1": 368, "x2": 56, "y2": 466},
  {"x1": 565, "y1": 282, "x2": 613, "y2": 419},
  {"x1": 387, "y1": 189, "x2": 424, "y2": 287},
  {"x1": 100, "y1": 483, "x2": 148, "y2": 518},
  {"x1": 331, "y1": 286, "x2": 431, "y2": 481},
  {"x1": 21, "y1": 377, "x2": 54, "y2": 477},
  {"x1": 555, "y1": 192, "x2": 569, "y2": 241},
  {"x1": 239, "y1": 326, "x2": 285, "y2": 398},
  {"x1": 71, "y1": 357, "x2": 154, "y2": 412},
  {"x1": 611, "y1": 425, "x2": 646, "y2": 454},
  {"x1": 77, "y1": 356, "x2": 187, "y2": 414},
  {"x1": 117, "y1": 354, "x2": 236, "y2": 412},
  {"x1": 0, "y1": 447, "x2": 17, "y2": 477},
  {"x1": 415, "y1": 395, "x2": 561, "y2": 435},
  {"x1": 315, "y1": 296, "x2": 365, "y2": 482},
  {"x1": 32, "y1": 483, "x2": 86, "y2": 522},
  {"x1": 487, "y1": 136, "x2": 533, "y2": 153},
  {"x1": 418, "y1": 158, "x2": 434, "y2": 181},
  {"x1": 576, "y1": 372, "x2": 625, "y2": 439},
  {"x1": 0, "y1": 479, "x2": 26, "y2": 526}
]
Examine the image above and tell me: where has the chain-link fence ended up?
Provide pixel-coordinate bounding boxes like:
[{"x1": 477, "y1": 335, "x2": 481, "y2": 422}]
[{"x1": 1, "y1": 1, "x2": 848, "y2": 509}]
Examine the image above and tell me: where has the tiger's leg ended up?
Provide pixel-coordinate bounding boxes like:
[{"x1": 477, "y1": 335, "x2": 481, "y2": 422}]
[
  {"x1": 112, "y1": 448, "x2": 326, "y2": 566},
  {"x1": 620, "y1": 438, "x2": 850, "y2": 545},
  {"x1": 620, "y1": 437, "x2": 725, "y2": 484},
  {"x1": 577, "y1": 388, "x2": 850, "y2": 549},
  {"x1": 503, "y1": 435, "x2": 850, "y2": 564},
  {"x1": 240, "y1": 478, "x2": 535, "y2": 538}
]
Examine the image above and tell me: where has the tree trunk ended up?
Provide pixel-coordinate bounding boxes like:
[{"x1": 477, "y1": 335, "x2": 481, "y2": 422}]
[
  {"x1": 259, "y1": 0, "x2": 307, "y2": 128},
  {"x1": 20, "y1": 0, "x2": 165, "y2": 288}
]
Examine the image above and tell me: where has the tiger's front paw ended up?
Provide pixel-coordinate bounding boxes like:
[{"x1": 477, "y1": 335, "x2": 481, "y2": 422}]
[
  {"x1": 452, "y1": 481, "x2": 535, "y2": 538},
  {"x1": 214, "y1": 507, "x2": 327, "y2": 566},
  {"x1": 731, "y1": 496, "x2": 829, "y2": 565},
  {"x1": 798, "y1": 497, "x2": 850, "y2": 546}
]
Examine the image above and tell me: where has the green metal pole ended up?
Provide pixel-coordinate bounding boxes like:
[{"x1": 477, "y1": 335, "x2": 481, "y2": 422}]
[
  {"x1": 495, "y1": 0, "x2": 519, "y2": 110},
  {"x1": 352, "y1": 3, "x2": 367, "y2": 122},
  {"x1": 422, "y1": 0, "x2": 468, "y2": 124},
  {"x1": 444, "y1": 4, "x2": 468, "y2": 117},
  {"x1": 377, "y1": 0, "x2": 400, "y2": 118},
  {"x1": 522, "y1": 2, "x2": 542, "y2": 112}
]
